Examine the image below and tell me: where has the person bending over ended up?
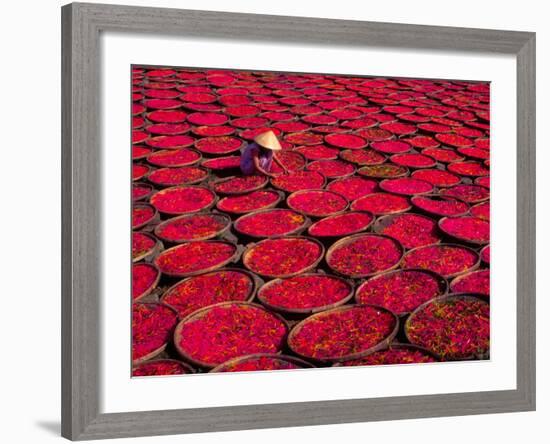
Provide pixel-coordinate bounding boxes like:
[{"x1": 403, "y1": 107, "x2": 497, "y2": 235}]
[{"x1": 240, "y1": 130, "x2": 288, "y2": 177}]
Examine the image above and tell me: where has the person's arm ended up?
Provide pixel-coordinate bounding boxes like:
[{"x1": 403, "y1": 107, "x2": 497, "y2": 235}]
[
  {"x1": 252, "y1": 152, "x2": 276, "y2": 177},
  {"x1": 272, "y1": 152, "x2": 289, "y2": 174}
]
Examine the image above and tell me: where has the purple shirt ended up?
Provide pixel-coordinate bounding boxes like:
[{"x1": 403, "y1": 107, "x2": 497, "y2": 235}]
[{"x1": 240, "y1": 142, "x2": 273, "y2": 175}]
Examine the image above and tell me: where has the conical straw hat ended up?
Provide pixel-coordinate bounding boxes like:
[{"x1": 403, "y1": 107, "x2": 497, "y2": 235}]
[{"x1": 254, "y1": 130, "x2": 282, "y2": 151}]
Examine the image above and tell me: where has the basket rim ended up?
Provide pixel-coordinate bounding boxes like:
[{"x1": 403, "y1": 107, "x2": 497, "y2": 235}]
[
  {"x1": 149, "y1": 185, "x2": 218, "y2": 216},
  {"x1": 270, "y1": 170, "x2": 327, "y2": 193},
  {"x1": 210, "y1": 175, "x2": 269, "y2": 196},
  {"x1": 287, "y1": 303, "x2": 399, "y2": 363},
  {"x1": 446, "y1": 160, "x2": 490, "y2": 178},
  {"x1": 354, "y1": 267, "x2": 449, "y2": 316},
  {"x1": 132, "y1": 231, "x2": 162, "y2": 263},
  {"x1": 400, "y1": 242, "x2": 481, "y2": 279},
  {"x1": 369, "y1": 139, "x2": 412, "y2": 154},
  {"x1": 132, "y1": 145, "x2": 154, "y2": 160},
  {"x1": 173, "y1": 301, "x2": 289, "y2": 369},
  {"x1": 379, "y1": 177, "x2": 435, "y2": 196},
  {"x1": 154, "y1": 239, "x2": 241, "y2": 278},
  {"x1": 146, "y1": 148, "x2": 203, "y2": 168},
  {"x1": 186, "y1": 111, "x2": 230, "y2": 126},
  {"x1": 439, "y1": 184, "x2": 490, "y2": 203},
  {"x1": 233, "y1": 208, "x2": 311, "y2": 239},
  {"x1": 201, "y1": 155, "x2": 241, "y2": 171},
  {"x1": 307, "y1": 210, "x2": 374, "y2": 238},
  {"x1": 258, "y1": 110, "x2": 298, "y2": 122},
  {"x1": 372, "y1": 212, "x2": 442, "y2": 250},
  {"x1": 242, "y1": 235, "x2": 326, "y2": 279},
  {"x1": 257, "y1": 272, "x2": 355, "y2": 315},
  {"x1": 143, "y1": 122, "x2": 192, "y2": 136},
  {"x1": 283, "y1": 131, "x2": 325, "y2": 146},
  {"x1": 301, "y1": 114, "x2": 338, "y2": 125},
  {"x1": 193, "y1": 135, "x2": 246, "y2": 155},
  {"x1": 480, "y1": 244, "x2": 490, "y2": 264},
  {"x1": 160, "y1": 267, "x2": 262, "y2": 319},
  {"x1": 305, "y1": 159, "x2": 357, "y2": 179},
  {"x1": 325, "y1": 233, "x2": 405, "y2": 279},
  {"x1": 132, "y1": 182, "x2": 155, "y2": 202},
  {"x1": 379, "y1": 121, "x2": 419, "y2": 137},
  {"x1": 132, "y1": 163, "x2": 152, "y2": 181},
  {"x1": 132, "y1": 358, "x2": 196, "y2": 376},
  {"x1": 209, "y1": 353, "x2": 315, "y2": 373},
  {"x1": 147, "y1": 165, "x2": 210, "y2": 187},
  {"x1": 132, "y1": 262, "x2": 161, "y2": 301},
  {"x1": 144, "y1": 110, "x2": 188, "y2": 124},
  {"x1": 350, "y1": 192, "x2": 413, "y2": 216},
  {"x1": 295, "y1": 144, "x2": 340, "y2": 161},
  {"x1": 449, "y1": 268, "x2": 490, "y2": 296},
  {"x1": 389, "y1": 153, "x2": 438, "y2": 170},
  {"x1": 132, "y1": 302, "x2": 178, "y2": 365},
  {"x1": 153, "y1": 212, "x2": 231, "y2": 243},
  {"x1": 227, "y1": 115, "x2": 267, "y2": 127},
  {"x1": 438, "y1": 215, "x2": 490, "y2": 246},
  {"x1": 410, "y1": 193, "x2": 470, "y2": 217},
  {"x1": 357, "y1": 164, "x2": 410, "y2": 179},
  {"x1": 191, "y1": 125, "x2": 236, "y2": 137},
  {"x1": 270, "y1": 150, "x2": 307, "y2": 174},
  {"x1": 404, "y1": 293, "x2": 490, "y2": 361},
  {"x1": 286, "y1": 188, "x2": 350, "y2": 218},
  {"x1": 324, "y1": 132, "x2": 369, "y2": 150},
  {"x1": 132, "y1": 203, "x2": 158, "y2": 229},
  {"x1": 224, "y1": 104, "x2": 264, "y2": 118},
  {"x1": 216, "y1": 189, "x2": 285, "y2": 215},
  {"x1": 145, "y1": 134, "x2": 196, "y2": 150},
  {"x1": 332, "y1": 342, "x2": 442, "y2": 366},
  {"x1": 338, "y1": 148, "x2": 387, "y2": 166}
]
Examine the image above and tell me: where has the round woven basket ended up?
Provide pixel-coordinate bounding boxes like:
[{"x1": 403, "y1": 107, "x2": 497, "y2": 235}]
[
  {"x1": 132, "y1": 358, "x2": 195, "y2": 376},
  {"x1": 132, "y1": 263, "x2": 161, "y2": 301},
  {"x1": 132, "y1": 302, "x2": 178, "y2": 365},
  {"x1": 372, "y1": 213, "x2": 441, "y2": 249},
  {"x1": 287, "y1": 304, "x2": 399, "y2": 363},
  {"x1": 325, "y1": 233, "x2": 404, "y2": 279},
  {"x1": 332, "y1": 343, "x2": 442, "y2": 366},
  {"x1": 438, "y1": 216, "x2": 490, "y2": 246},
  {"x1": 210, "y1": 175, "x2": 269, "y2": 195},
  {"x1": 286, "y1": 189, "x2": 350, "y2": 218},
  {"x1": 173, "y1": 301, "x2": 289, "y2": 369},
  {"x1": 132, "y1": 203, "x2": 158, "y2": 229},
  {"x1": 216, "y1": 189, "x2": 285, "y2": 215},
  {"x1": 149, "y1": 185, "x2": 218, "y2": 216},
  {"x1": 257, "y1": 272, "x2": 355, "y2": 315},
  {"x1": 354, "y1": 268, "x2": 448, "y2": 317},
  {"x1": 160, "y1": 267, "x2": 262, "y2": 318},
  {"x1": 154, "y1": 212, "x2": 232, "y2": 243},
  {"x1": 410, "y1": 194, "x2": 470, "y2": 218},
  {"x1": 209, "y1": 353, "x2": 315, "y2": 373},
  {"x1": 242, "y1": 236, "x2": 325, "y2": 279},
  {"x1": 233, "y1": 208, "x2": 311, "y2": 239},
  {"x1": 404, "y1": 293, "x2": 490, "y2": 361},
  {"x1": 132, "y1": 232, "x2": 162, "y2": 263},
  {"x1": 154, "y1": 240, "x2": 242, "y2": 278},
  {"x1": 307, "y1": 211, "x2": 374, "y2": 239},
  {"x1": 400, "y1": 243, "x2": 480, "y2": 279}
]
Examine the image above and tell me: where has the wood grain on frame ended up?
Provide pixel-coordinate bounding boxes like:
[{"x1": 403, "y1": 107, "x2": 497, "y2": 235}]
[{"x1": 61, "y1": 2, "x2": 535, "y2": 440}]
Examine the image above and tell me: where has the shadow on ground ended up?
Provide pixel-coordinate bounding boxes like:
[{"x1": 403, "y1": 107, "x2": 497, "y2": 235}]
[{"x1": 36, "y1": 421, "x2": 60, "y2": 436}]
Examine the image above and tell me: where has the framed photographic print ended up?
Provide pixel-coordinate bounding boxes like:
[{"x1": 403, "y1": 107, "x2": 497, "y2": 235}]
[{"x1": 61, "y1": 2, "x2": 536, "y2": 440}]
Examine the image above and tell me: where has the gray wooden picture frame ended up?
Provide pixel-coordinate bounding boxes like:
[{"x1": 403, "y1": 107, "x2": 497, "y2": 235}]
[{"x1": 61, "y1": 2, "x2": 536, "y2": 440}]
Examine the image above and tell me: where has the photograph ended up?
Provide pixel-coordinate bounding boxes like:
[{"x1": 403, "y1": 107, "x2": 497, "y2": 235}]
[
  {"x1": 0, "y1": 0, "x2": 542, "y2": 442},
  {"x1": 131, "y1": 66, "x2": 491, "y2": 376}
]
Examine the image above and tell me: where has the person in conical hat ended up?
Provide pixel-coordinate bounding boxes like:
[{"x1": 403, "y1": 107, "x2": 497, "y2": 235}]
[{"x1": 240, "y1": 130, "x2": 289, "y2": 177}]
